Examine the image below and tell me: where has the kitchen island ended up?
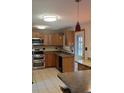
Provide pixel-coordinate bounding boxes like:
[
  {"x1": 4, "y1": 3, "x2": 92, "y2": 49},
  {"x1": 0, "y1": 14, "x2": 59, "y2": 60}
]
[
  {"x1": 58, "y1": 70, "x2": 91, "y2": 93},
  {"x1": 55, "y1": 52, "x2": 74, "y2": 72},
  {"x1": 75, "y1": 59, "x2": 91, "y2": 70}
]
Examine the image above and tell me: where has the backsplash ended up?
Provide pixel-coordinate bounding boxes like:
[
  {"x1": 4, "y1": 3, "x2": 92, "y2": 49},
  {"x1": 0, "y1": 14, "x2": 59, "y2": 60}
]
[
  {"x1": 40, "y1": 46, "x2": 61, "y2": 51},
  {"x1": 63, "y1": 34, "x2": 74, "y2": 54},
  {"x1": 63, "y1": 46, "x2": 74, "y2": 54}
]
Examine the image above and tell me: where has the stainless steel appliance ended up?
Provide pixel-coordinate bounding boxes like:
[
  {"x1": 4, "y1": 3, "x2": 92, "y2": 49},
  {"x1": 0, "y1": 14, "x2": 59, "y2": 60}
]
[
  {"x1": 32, "y1": 38, "x2": 44, "y2": 46},
  {"x1": 32, "y1": 48, "x2": 45, "y2": 69}
]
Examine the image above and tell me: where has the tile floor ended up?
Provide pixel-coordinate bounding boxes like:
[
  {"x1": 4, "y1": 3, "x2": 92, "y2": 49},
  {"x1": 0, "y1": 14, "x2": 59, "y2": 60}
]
[{"x1": 32, "y1": 68, "x2": 66, "y2": 93}]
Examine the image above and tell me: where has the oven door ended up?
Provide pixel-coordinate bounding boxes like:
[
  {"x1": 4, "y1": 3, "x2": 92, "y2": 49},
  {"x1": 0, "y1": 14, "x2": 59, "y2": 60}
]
[{"x1": 33, "y1": 60, "x2": 45, "y2": 68}]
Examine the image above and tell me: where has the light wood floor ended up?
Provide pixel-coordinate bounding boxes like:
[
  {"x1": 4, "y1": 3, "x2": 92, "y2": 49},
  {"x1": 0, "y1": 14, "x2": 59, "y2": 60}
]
[{"x1": 32, "y1": 68, "x2": 66, "y2": 93}]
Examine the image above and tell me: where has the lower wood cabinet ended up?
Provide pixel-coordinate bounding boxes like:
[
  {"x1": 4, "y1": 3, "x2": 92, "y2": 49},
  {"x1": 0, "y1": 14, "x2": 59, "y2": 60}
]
[
  {"x1": 78, "y1": 63, "x2": 91, "y2": 70},
  {"x1": 45, "y1": 52, "x2": 74, "y2": 73},
  {"x1": 45, "y1": 52, "x2": 56, "y2": 67},
  {"x1": 56, "y1": 54, "x2": 74, "y2": 73},
  {"x1": 63, "y1": 57, "x2": 74, "y2": 72}
]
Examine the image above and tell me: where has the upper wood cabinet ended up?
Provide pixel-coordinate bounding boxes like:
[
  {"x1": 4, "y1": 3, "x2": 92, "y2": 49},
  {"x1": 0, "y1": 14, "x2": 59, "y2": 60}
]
[
  {"x1": 32, "y1": 31, "x2": 41, "y2": 38},
  {"x1": 57, "y1": 33, "x2": 63, "y2": 46},
  {"x1": 64, "y1": 31, "x2": 74, "y2": 46},
  {"x1": 51, "y1": 33, "x2": 63, "y2": 45},
  {"x1": 48, "y1": 33, "x2": 63, "y2": 45},
  {"x1": 43, "y1": 34, "x2": 49, "y2": 45},
  {"x1": 32, "y1": 31, "x2": 63, "y2": 46}
]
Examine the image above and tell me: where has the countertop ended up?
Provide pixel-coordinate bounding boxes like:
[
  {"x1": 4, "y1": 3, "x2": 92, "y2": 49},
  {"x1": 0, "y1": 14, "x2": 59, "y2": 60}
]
[
  {"x1": 58, "y1": 70, "x2": 91, "y2": 93},
  {"x1": 44, "y1": 51, "x2": 74, "y2": 57},
  {"x1": 55, "y1": 52, "x2": 74, "y2": 57},
  {"x1": 75, "y1": 59, "x2": 91, "y2": 67}
]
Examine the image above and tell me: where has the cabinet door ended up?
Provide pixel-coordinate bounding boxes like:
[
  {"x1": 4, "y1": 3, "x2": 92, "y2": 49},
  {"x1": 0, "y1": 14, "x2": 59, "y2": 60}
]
[
  {"x1": 51, "y1": 33, "x2": 63, "y2": 46},
  {"x1": 36, "y1": 32, "x2": 41, "y2": 38},
  {"x1": 63, "y1": 57, "x2": 74, "y2": 72},
  {"x1": 32, "y1": 31, "x2": 36, "y2": 38},
  {"x1": 48, "y1": 34, "x2": 53, "y2": 45},
  {"x1": 65, "y1": 31, "x2": 74, "y2": 46},
  {"x1": 45, "y1": 53, "x2": 56, "y2": 67},
  {"x1": 43, "y1": 34, "x2": 49, "y2": 45},
  {"x1": 57, "y1": 34, "x2": 63, "y2": 46},
  {"x1": 52, "y1": 34, "x2": 58, "y2": 45},
  {"x1": 32, "y1": 31, "x2": 40, "y2": 38}
]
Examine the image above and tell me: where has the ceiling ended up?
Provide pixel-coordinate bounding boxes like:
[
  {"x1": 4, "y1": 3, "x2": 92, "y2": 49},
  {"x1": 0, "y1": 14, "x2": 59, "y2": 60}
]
[{"x1": 32, "y1": 0, "x2": 91, "y2": 31}]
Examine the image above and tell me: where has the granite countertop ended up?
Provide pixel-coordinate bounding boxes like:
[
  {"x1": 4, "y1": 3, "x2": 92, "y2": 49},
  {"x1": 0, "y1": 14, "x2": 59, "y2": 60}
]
[
  {"x1": 44, "y1": 51, "x2": 74, "y2": 57},
  {"x1": 55, "y1": 52, "x2": 74, "y2": 57},
  {"x1": 75, "y1": 59, "x2": 91, "y2": 67},
  {"x1": 58, "y1": 70, "x2": 91, "y2": 93}
]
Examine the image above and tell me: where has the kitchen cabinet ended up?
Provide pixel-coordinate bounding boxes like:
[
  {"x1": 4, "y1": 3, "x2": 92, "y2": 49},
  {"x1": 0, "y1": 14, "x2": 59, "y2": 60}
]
[
  {"x1": 49, "y1": 33, "x2": 63, "y2": 46},
  {"x1": 45, "y1": 52, "x2": 56, "y2": 67},
  {"x1": 33, "y1": 32, "x2": 49, "y2": 45},
  {"x1": 48, "y1": 34, "x2": 57, "y2": 45},
  {"x1": 32, "y1": 31, "x2": 41, "y2": 38},
  {"x1": 62, "y1": 57, "x2": 74, "y2": 72},
  {"x1": 32, "y1": 31, "x2": 63, "y2": 46},
  {"x1": 56, "y1": 54, "x2": 74, "y2": 72},
  {"x1": 43, "y1": 34, "x2": 49, "y2": 45},
  {"x1": 57, "y1": 33, "x2": 63, "y2": 45},
  {"x1": 64, "y1": 31, "x2": 74, "y2": 46},
  {"x1": 78, "y1": 63, "x2": 91, "y2": 70}
]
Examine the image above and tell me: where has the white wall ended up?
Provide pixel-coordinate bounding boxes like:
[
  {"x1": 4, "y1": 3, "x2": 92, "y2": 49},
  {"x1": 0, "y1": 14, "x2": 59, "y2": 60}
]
[{"x1": 81, "y1": 21, "x2": 91, "y2": 58}]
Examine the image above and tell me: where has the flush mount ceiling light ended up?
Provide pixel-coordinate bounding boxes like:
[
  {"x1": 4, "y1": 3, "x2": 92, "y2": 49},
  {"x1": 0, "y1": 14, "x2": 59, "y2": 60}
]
[
  {"x1": 43, "y1": 16, "x2": 57, "y2": 22},
  {"x1": 33, "y1": 25, "x2": 48, "y2": 29},
  {"x1": 75, "y1": 0, "x2": 82, "y2": 32}
]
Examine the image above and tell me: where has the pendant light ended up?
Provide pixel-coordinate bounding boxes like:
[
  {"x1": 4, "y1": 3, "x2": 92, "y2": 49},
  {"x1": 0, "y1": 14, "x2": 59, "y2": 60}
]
[{"x1": 75, "y1": 0, "x2": 81, "y2": 32}]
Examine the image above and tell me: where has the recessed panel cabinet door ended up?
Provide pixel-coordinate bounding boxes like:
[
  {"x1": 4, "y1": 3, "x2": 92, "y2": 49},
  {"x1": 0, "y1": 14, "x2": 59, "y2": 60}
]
[
  {"x1": 64, "y1": 31, "x2": 74, "y2": 46},
  {"x1": 45, "y1": 53, "x2": 56, "y2": 67},
  {"x1": 49, "y1": 33, "x2": 63, "y2": 45},
  {"x1": 32, "y1": 31, "x2": 40, "y2": 38},
  {"x1": 52, "y1": 34, "x2": 58, "y2": 45},
  {"x1": 57, "y1": 34, "x2": 63, "y2": 45},
  {"x1": 43, "y1": 34, "x2": 49, "y2": 45}
]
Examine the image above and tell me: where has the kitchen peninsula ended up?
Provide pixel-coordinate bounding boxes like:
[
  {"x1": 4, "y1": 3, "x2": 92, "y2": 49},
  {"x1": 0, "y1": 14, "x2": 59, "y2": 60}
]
[{"x1": 58, "y1": 70, "x2": 91, "y2": 93}]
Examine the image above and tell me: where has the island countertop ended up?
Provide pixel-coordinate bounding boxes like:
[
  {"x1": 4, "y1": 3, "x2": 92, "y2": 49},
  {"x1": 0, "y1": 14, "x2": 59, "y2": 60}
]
[
  {"x1": 75, "y1": 59, "x2": 91, "y2": 67},
  {"x1": 57, "y1": 70, "x2": 91, "y2": 93}
]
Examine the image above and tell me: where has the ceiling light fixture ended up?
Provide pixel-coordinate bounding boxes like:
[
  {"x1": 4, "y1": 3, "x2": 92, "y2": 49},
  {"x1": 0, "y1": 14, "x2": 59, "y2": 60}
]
[
  {"x1": 75, "y1": 0, "x2": 81, "y2": 32},
  {"x1": 33, "y1": 25, "x2": 48, "y2": 29},
  {"x1": 43, "y1": 16, "x2": 57, "y2": 22}
]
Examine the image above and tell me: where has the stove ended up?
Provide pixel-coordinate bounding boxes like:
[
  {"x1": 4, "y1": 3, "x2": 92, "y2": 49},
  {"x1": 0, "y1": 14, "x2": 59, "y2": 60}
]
[{"x1": 32, "y1": 48, "x2": 45, "y2": 69}]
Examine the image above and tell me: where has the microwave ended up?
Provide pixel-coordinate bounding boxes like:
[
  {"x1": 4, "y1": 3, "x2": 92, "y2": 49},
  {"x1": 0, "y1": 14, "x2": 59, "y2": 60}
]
[{"x1": 32, "y1": 38, "x2": 44, "y2": 46}]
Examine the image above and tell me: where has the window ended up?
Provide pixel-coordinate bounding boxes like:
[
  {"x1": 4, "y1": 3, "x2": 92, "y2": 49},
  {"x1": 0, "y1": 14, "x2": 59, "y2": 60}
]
[
  {"x1": 75, "y1": 31, "x2": 84, "y2": 60},
  {"x1": 77, "y1": 35, "x2": 83, "y2": 56}
]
